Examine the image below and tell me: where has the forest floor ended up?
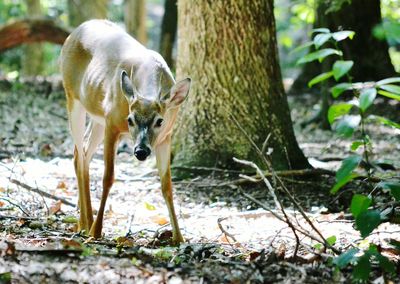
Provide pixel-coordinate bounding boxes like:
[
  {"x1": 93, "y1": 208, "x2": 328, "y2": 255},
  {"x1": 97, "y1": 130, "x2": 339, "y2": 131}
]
[{"x1": 0, "y1": 78, "x2": 399, "y2": 283}]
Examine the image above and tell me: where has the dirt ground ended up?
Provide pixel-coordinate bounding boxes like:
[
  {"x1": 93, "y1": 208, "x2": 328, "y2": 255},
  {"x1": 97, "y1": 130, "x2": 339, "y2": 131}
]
[{"x1": 0, "y1": 78, "x2": 399, "y2": 283}]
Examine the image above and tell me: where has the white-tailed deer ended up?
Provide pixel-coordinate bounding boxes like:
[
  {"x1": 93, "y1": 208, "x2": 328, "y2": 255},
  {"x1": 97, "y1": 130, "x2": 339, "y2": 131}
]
[{"x1": 60, "y1": 20, "x2": 191, "y2": 244}]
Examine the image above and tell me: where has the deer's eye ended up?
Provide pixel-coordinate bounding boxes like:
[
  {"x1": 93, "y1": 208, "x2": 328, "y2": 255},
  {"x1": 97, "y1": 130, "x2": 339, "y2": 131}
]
[
  {"x1": 127, "y1": 116, "x2": 134, "y2": 126},
  {"x1": 155, "y1": 118, "x2": 163, "y2": 127}
]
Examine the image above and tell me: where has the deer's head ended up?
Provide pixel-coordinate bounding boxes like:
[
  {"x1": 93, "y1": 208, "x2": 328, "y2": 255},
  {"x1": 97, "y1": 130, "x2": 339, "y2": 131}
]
[{"x1": 120, "y1": 70, "x2": 191, "y2": 161}]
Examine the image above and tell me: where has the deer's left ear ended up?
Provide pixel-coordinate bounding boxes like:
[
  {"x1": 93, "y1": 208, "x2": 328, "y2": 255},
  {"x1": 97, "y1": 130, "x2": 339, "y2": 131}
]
[{"x1": 163, "y1": 78, "x2": 191, "y2": 108}]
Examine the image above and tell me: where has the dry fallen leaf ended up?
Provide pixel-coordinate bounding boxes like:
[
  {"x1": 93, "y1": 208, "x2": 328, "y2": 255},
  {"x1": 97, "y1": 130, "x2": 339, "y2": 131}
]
[
  {"x1": 56, "y1": 180, "x2": 68, "y2": 190},
  {"x1": 150, "y1": 214, "x2": 168, "y2": 225},
  {"x1": 49, "y1": 200, "x2": 62, "y2": 214}
]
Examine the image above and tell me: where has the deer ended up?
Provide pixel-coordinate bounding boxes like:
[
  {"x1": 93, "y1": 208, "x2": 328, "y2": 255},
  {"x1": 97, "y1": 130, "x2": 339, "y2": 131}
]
[{"x1": 60, "y1": 19, "x2": 191, "y2": 244}]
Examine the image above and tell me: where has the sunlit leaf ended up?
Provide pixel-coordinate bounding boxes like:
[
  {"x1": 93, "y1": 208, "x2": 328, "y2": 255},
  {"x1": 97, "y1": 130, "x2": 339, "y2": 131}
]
[
  {"x1": 377, "y1": 90, "x2": 400, "y2": 101},
  {"x1": 144, "y1": 202, "x2": 156, "y2": 211},
  {"x1": 350, "y1": 140, "x2": 364, "y2": 151},
  {"x1": 379, "y1": 84, "x2": 400, "y2": 94},
  {"x1": 326, "y1": 235, "x2": 337, "y2": 246},
  {"x1": 332, "y1": 30, "x2": 355, "y2": 41},
  {"x1": 330, "y1": 82, "x2": 352, "y2": 98},
  {"x1": 350, "y1": 194, "x2": 372, "y2": 218},
  {"x1": 332, "y1": 60, "x2": 353, "y2": 80},
  {"x1": 333, "y1": 248, "x2": 359, "y2": 268},
  {"x1": 297, "y1": 48, "x2": 342, "y2": 64},
  {"x1": 313, "y1": 33, "x2": 331, "y2": 48},
  {"x1": 308, "y1": 71, "x2": 334, "y2": 87},
  {"x1": 376, "y1": 77, "x2": 400, "y2": 86},
  {"x1": 328, "y1": 103, "x2": 353, "y2": 124},
  {"x1": 334, "y1": 115, "x2": 361, "y2": 137},
  {"x1": 359, "y1": 88, "x2": 377, "y2": 112},
  {"x1": 356, "y1": 210, "x2": 381, "y2": 238}
]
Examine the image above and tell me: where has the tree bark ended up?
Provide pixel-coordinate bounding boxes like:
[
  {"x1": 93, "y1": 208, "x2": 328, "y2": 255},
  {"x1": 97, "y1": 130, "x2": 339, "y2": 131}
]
[
  {"x1": 291, "y1": 0, "x2": 396, "y2": 94},
  {"x1": 159, "y1": 0, "x2": 177, "y2": 68},
  {"x1": 174, "y1": 0, "x2": 310, "y2": 170},
  {"x1": 0, "y1": 19, "x2": 70, "y2": 53},
  {"x1": 124, "y1": 0, "x2": 147, "y2": 44},
  {"x1": 23, "y1": 0, "x2": 44, "y2": 76},
  {"x1": 67, "y1": 0, "x2": 108, "y2": 27}
]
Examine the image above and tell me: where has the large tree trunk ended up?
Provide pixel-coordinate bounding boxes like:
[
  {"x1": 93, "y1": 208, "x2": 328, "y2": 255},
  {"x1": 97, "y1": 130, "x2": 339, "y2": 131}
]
[
  {"x1": 174, "y1": 0, "x2": 310, "y2": 170},
  {"x1": 291, "y1": 0, "x2": 396, "y2": 94},
  {"x1": 67, "y1": 0, "x2": 108, "y2": 27},
  {"x1": 159, "y1": 0, "x2": 177, "y2": 68},
  {"x1": 23, "y1": 0, "x2": 44, "y2": 76},
  {"x1": 124, "y1": 0, "x2": 147, "y2": 44}
]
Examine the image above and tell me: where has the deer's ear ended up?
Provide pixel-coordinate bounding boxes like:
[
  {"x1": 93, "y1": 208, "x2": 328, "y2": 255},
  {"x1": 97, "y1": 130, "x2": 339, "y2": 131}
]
[
  {"x1": 162, "y1": 78, "x2": 191, "y2": 108},
  {"x1": 120, "y1": 70, "x2": 135, "y2": 101}
]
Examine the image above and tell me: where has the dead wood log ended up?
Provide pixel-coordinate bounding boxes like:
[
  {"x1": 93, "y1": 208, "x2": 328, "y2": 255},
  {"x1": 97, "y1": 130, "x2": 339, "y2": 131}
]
[{"x1": 0, "y1": 18, "x2": 70, "y2": 53}]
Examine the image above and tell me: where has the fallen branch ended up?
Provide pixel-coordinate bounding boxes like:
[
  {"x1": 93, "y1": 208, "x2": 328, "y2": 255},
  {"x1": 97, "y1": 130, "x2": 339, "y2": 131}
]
[
  {"x1": 9, "y1": 179, "x2": 75, "y2": 207},
  {"x1": 0, "y1": 18, "x2": 70, "y2": 53}
]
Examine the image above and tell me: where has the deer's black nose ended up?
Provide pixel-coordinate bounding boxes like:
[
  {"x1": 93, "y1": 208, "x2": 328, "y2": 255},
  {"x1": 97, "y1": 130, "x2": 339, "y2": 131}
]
[{"x1": 134, "y1": 146, "x2": 151, "y2": 161}]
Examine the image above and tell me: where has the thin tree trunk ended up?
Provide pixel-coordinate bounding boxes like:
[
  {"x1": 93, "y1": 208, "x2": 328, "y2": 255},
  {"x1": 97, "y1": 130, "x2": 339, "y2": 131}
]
[
  {"x1": 124, "y1": 0, "x2": 147, "y2": 44},
  {"x1": 68, "y1": 0, "x2": 108, "y2": 27},
  {"x1": 23, "y1": 0, "x2": 44, "y2": 76},
  {"x1": 175, "y1": 0, "x2": 310, "y2": 170},
  {"x1": 159, "y1": 0, "x2": 177, "y2": 68}
]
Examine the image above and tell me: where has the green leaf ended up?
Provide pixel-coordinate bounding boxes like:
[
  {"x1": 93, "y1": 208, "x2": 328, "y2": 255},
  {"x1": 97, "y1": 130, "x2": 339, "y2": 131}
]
[
  {"x1": 326, "y1": 235, "x2": 337, "y2": 246},
  {"x1": 376, "y1": 253, "x2": 396, "y2": 274},
  {"x1": 290, "y1": 41, "x2": 314, "y2": 54},
  {"x1": 334, "y1": 115, "x2": 361, "y2": 137},
  {"x1": 379, "y1": 84, "x2": 400, "y2": 94},
  {"x1": 312, "y1": 28, "x2": 331, "y2": 34},
  {"x1": 356, "y1": 210, "x2": 381, "y2": 238},
  {"x1": 367, "y1": 115, "x2": 400, "y2": 129},
  {"x1": 332, "y1": 30, "x2": 355, "y2": 41},
  {"x1": 350, "y1": 140, "x2": 364, "y2": 151},
  {"x1": 308, "y1": 71, "x2": 334, "y2": 87},
  {"x1": 332, "y1": 60, "x2": 353, "y2": 80},
  {"x1": 352, "y1": 254, "x2": 371, "y2": 282},
  {"x1": 330, "y1": 83, "x2": 352, "y2": 98},
  {"x1": 359, "y1": 88, "x2": 377, "y2": 112},
  {"x1": 376, "y1": 77, "x2": 400, "y2": 86},
  {"x1": 297, "y1": 48, "x2": 342, "y2": 64},
  {"x1": 377, "y1": 90, "x2": 400, "y2": 101},
  {"x1": 328, "y1": 103, "x2": 353, "y2": 124},
  {"x1": 350, "y1": 194, "x2": 372, "y2": 218},
  {"x1": 333, "y1": 248, "x2": 359, "y2": 268},
  {"x1": 336, "y1": 155, "x2": 362, "y2": 182},
  {"x1": 330, "y1": 173, "x2": 358, "y2": 194},
  {"x1": 313, "y1": 33, "x2": 331, "y2": 48},
  {"x1": 379, "y1": 182, "x2": 400, "y2": 201}
]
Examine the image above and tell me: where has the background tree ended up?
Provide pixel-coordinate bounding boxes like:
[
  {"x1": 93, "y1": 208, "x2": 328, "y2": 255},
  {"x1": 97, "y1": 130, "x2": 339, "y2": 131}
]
[
  {"x1": 68, "y1": 0, "x2": 108, "y2": 27},
  {"x1": 22, "y1": 0, "x2": 44, "y2": 76},
  {"x1": 159, "y1": 0, "x2": 177, "y2": 68},
  {"x1": 291, "y1": 0, "x2": 396, "y2": 94},
  {"x1": 124, "y1": 0, "x2": 147, "y2": 44},
  {"x1": 174, "y1": 0, "x2": 310, "y2": 170}
]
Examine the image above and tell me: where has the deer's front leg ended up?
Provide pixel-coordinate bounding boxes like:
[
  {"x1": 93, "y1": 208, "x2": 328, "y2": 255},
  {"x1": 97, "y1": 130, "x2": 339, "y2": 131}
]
[
  {"x1": 156, "y1": 138, "x2": 184, "y2": 245},
  {"x1": 89, "y1": 128, "x2": 120, "y2": 238}
]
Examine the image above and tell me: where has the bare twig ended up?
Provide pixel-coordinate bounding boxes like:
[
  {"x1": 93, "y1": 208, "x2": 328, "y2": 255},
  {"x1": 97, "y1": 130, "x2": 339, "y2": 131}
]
[
  {"x1": 217, "y1": 217, "x2": 237, "y2": 243},
  {"x1": 9, "y1": 178, "x2": 75, "y2": 207},
  {"x1": 0, "y1": 197, "x2": 30, "y2": 216}
]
